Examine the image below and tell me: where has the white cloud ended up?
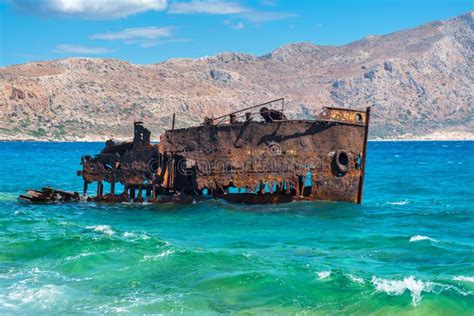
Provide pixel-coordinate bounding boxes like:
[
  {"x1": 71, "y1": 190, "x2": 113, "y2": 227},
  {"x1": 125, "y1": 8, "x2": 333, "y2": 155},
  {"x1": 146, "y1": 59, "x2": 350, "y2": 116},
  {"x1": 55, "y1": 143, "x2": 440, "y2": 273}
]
[
  {"x1": 91, "y1": 26, "x2": 172, "y2": 41},
  {"x1": 168, "y1": 0, "x2": 249, "y2": 15},
  {"x1": 10, "y1": 0, "x2": 168, "y2": 19},
  {"x1": 168, "y1": 1, "x2": 294, "y2": 24},
  {"x1": 52, "y1": 44, "x2": 111, "y2": 54},
  {"x1": 91, "y1": 26, "x2": 183, "y2": 48}
]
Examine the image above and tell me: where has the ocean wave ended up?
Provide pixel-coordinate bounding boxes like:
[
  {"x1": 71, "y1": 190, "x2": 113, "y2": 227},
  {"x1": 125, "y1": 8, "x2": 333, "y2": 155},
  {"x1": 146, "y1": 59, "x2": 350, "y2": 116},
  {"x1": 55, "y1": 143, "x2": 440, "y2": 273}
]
[
  {"x1": 85, "y1": 225, "x2": 115, "y2": 236},
  {"x1": 409, "y1": 235, "x2": 438, "y2": 243},
  {"x1": 0, "y1": 283, "x2": 63, "y2": 310},
  {"x1": 348, "y1": 274, "x2": 365, "y2": 284},
  {"x1": 123, "y1": 231, "x2": 150, "y2": 240},
  {"x1": 453, "y1": 276, "x2": 474, "y2": 282},
  {"x1": 97, "y1": 292, "x2": 173, "y2": 314},
  {"x1": 142, "y1": 249, "x2": 175, "y2": 261},
  {"x1": 371, "y1": 276, "x2": 433, "y2": 306},
  {"x1": 387, "y1": 200, "x2": 409, "y2": 206},
  {"x1": 64, "y1": 252, "x2": 94, "y2": 261},
  {"x1": 316, "y1": 271, "x2": 331, "y2": 280},
  {"x1": 0, "y1": 267, "x2": 92, "y2": 284},
  {"x1": 0, "y1": 192, "x2": 18, "y2": 202}
]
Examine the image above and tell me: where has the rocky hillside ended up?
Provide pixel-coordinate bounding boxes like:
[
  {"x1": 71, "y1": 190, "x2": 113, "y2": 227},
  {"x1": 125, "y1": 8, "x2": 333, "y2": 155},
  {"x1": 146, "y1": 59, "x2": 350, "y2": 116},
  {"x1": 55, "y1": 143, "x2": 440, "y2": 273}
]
[{"x1": 1, "y1": 11, "x2": 473, "y2": 141}]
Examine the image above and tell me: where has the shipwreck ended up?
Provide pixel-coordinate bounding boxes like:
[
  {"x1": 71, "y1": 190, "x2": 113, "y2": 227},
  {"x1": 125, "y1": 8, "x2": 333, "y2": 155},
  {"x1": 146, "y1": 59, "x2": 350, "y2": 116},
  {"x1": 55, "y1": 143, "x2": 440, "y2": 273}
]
[{"x1": 21, "y1": 99, "x2": 371, "y2": 204}]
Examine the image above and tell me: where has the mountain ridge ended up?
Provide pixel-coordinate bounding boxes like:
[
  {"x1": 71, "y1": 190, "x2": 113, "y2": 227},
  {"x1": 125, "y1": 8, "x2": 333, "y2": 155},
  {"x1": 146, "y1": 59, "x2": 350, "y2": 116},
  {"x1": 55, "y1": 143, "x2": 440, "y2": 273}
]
[{"x1": 1, "y1": 11, "x2": 473, "y2": 141}]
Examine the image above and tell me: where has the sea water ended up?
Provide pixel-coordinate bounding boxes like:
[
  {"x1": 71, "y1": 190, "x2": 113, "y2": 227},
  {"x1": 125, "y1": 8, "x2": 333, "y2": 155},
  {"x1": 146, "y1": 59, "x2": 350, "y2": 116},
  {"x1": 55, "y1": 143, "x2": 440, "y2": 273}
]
[{"x1": 0, "y1": 141, "x2": 472, "y2": 314}]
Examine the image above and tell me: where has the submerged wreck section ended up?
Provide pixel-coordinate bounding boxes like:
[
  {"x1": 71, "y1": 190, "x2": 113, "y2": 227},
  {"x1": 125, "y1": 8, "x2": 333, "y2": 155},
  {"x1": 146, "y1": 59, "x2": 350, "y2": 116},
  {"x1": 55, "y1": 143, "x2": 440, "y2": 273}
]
[
  {"x1": 21, "y1": 99, "x2": 370, "y2": 204},
  {"x1": 20, "y1": 187, "x2": 81, "y2": 203}
]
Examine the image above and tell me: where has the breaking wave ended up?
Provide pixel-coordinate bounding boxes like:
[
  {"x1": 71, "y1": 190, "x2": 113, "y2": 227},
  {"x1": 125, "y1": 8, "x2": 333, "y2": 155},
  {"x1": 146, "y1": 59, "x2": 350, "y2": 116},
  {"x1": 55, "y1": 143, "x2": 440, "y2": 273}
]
[
  {"x1": 123, "y1": 232, "x2": 135, "y2": 238},
  {"x1": 371, "y1": 276, "x2": 433, "y2": 306},
  {"x1": 123, "y1": 231, "x2": 150, "y2": 240},
  {"x1": 64, "y1": 252, "x2": 94, "y2": 261},
  {"x1": 453, "y1": 276, "x2": 474, "y2": 282},
  {"x1": 142, "y1": 249, "x2": 175, "y2": 261},
  {"x1": 409, "y1": 235, "x2": 438, "y2": 243},
  {"x1": 0, "y1": 284, "x2": 63, "y2": 310},
  {"x1": 85, "y1": 225, "x2": 115, "y2": 236},
  {"x1": 317, "y1": 271, "x2": 331, "y2": 280},
  {"x1": 348, "y1": 274, "x2": 365, "y2": 284},
  {"x1": 387, "y1": 200, "x2": 409, "y2": 206}
]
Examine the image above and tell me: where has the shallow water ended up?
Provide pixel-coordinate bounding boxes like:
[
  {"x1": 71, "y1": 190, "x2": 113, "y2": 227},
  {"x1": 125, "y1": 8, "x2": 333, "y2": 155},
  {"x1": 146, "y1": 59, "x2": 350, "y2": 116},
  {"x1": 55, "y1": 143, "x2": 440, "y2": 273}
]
[{"x1": 0, "y1": 141, "x2": 473, "y2": 314}]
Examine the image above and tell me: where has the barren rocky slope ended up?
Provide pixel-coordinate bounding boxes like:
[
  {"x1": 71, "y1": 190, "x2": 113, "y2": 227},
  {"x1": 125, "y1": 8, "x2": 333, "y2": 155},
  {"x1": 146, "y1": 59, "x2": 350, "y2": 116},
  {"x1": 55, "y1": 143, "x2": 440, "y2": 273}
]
[{"x1": 1, "y1": 11, "x2": 473, "y2": 141}]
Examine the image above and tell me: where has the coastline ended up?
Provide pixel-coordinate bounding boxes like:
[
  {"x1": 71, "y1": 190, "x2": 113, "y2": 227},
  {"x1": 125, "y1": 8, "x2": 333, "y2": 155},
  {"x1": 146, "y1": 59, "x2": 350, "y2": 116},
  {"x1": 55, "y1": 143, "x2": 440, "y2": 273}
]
[
  {"x1": 371, "y1": 131, "x2": 474, "y2": 142},
  {"x1": 1, "y1": 134, "x2": 474, "y2": 143},
  {"x1": 1, "y1": 131, "x2": 473, "y2": 143}
]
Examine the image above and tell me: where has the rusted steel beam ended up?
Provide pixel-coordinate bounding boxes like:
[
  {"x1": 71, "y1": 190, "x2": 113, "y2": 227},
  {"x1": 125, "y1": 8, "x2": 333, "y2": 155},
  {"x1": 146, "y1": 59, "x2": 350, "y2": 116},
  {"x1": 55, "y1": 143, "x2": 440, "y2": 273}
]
[
  {"x1": 83, "y1": 181, "x2": 88, "y2": 195},
  {"x1": 357, "y1": 107, "x2": 371, "y2": 204},
  {"x1": 212, "y1": 98, "x2": 285, "y2": 122},
  {"x1": 110, "y1": 181, "x2": 115, "y2": 195}
]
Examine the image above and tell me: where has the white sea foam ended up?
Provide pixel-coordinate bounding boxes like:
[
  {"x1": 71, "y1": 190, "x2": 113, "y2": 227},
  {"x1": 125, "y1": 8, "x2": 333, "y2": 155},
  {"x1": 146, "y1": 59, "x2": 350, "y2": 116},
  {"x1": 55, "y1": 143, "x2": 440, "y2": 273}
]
[
  {"x1": 409, "y1": 235, "x2": 438, "y2": 243},
  {"x1": 142, "y1": 249, "x2": 175, "y2": 261},
  {"x1": 0, "y1": 267, "x2": 96, "y2": 311},
  {"x1": 387, "y1": 200, "x2": 409, "y2": 206},
  {"x1": 453, "y1": 276, "x2": 474, "y2": 282},
  {"x1": 0, "y1": 283, "x2": 63, "y2": 310},
  {"x1": 65, "y1": 252, "x2": 94, "y2": 261},
  {"x1": 123, "y1": 232, "x2": 150, "y2": 240},
  {"x1": 98, "y1": 292, "x2": 168, "y2": 313},
  {"x1": 348, "y1": 274, "x2": 365, "y2": 284},
  {"x1": 317, "y1": 271, "x2": 331, "y2": 280},
  {"x1": 0, "y1": 192, "x2": 18, "y2": 202},
  {"x1": 123, "y1": 232, "x2": 135, "y2": 238},
  {"x1": 85, "y1": 225, "x2": 115, "y2": 236},
  {"x1": 371, "y1": 276, "x2": 434, "y2": 306}
]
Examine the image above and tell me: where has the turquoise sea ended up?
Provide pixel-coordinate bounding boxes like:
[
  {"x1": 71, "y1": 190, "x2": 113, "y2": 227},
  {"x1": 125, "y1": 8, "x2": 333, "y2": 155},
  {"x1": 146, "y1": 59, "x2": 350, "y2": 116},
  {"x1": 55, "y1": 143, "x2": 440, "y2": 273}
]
[{"x1": 0, "y1": 141, "x2": 473, "y2": 314}]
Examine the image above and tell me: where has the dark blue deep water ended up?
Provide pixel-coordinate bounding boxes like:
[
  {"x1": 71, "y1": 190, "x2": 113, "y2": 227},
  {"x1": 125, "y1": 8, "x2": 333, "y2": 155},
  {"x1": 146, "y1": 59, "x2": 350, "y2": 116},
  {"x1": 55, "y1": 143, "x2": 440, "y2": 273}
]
[{"x1": 0, "y1": 141, "x2": 473, "y2": 314}]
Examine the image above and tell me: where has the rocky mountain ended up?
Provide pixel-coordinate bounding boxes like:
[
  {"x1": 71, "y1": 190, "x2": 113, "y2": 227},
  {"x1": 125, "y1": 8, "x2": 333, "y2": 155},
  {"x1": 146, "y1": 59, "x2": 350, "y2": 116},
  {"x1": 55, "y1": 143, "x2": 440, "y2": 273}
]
[{"x1": 1, "y1": 11, "x2": 473, "y2": 141}]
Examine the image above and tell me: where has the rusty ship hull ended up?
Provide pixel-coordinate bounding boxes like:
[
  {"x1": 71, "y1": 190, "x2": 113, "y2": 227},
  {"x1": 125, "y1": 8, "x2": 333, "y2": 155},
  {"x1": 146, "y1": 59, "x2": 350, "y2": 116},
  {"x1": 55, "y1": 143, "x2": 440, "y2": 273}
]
[{"x1": 21, "y1": 100, "x2": 370, "y2": 205}]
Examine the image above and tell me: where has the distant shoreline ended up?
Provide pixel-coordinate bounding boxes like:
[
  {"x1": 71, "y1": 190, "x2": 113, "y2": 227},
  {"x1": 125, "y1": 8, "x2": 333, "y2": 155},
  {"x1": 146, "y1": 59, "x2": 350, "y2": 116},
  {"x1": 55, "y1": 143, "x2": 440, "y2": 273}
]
[
  {"x1": 372, "y1": 131, "x2": 474, "y2": 142},
  {"x1": 2, "y1": 129, "x2": 473, "y2": 143}
]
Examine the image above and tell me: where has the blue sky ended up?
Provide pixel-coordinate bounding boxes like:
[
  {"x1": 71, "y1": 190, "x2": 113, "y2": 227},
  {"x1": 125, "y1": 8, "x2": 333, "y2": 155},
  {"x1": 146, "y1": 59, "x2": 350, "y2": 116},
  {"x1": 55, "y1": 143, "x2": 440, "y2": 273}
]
[{"x1": 0, "y1": 0, "x2": 472, "y2": 66}]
